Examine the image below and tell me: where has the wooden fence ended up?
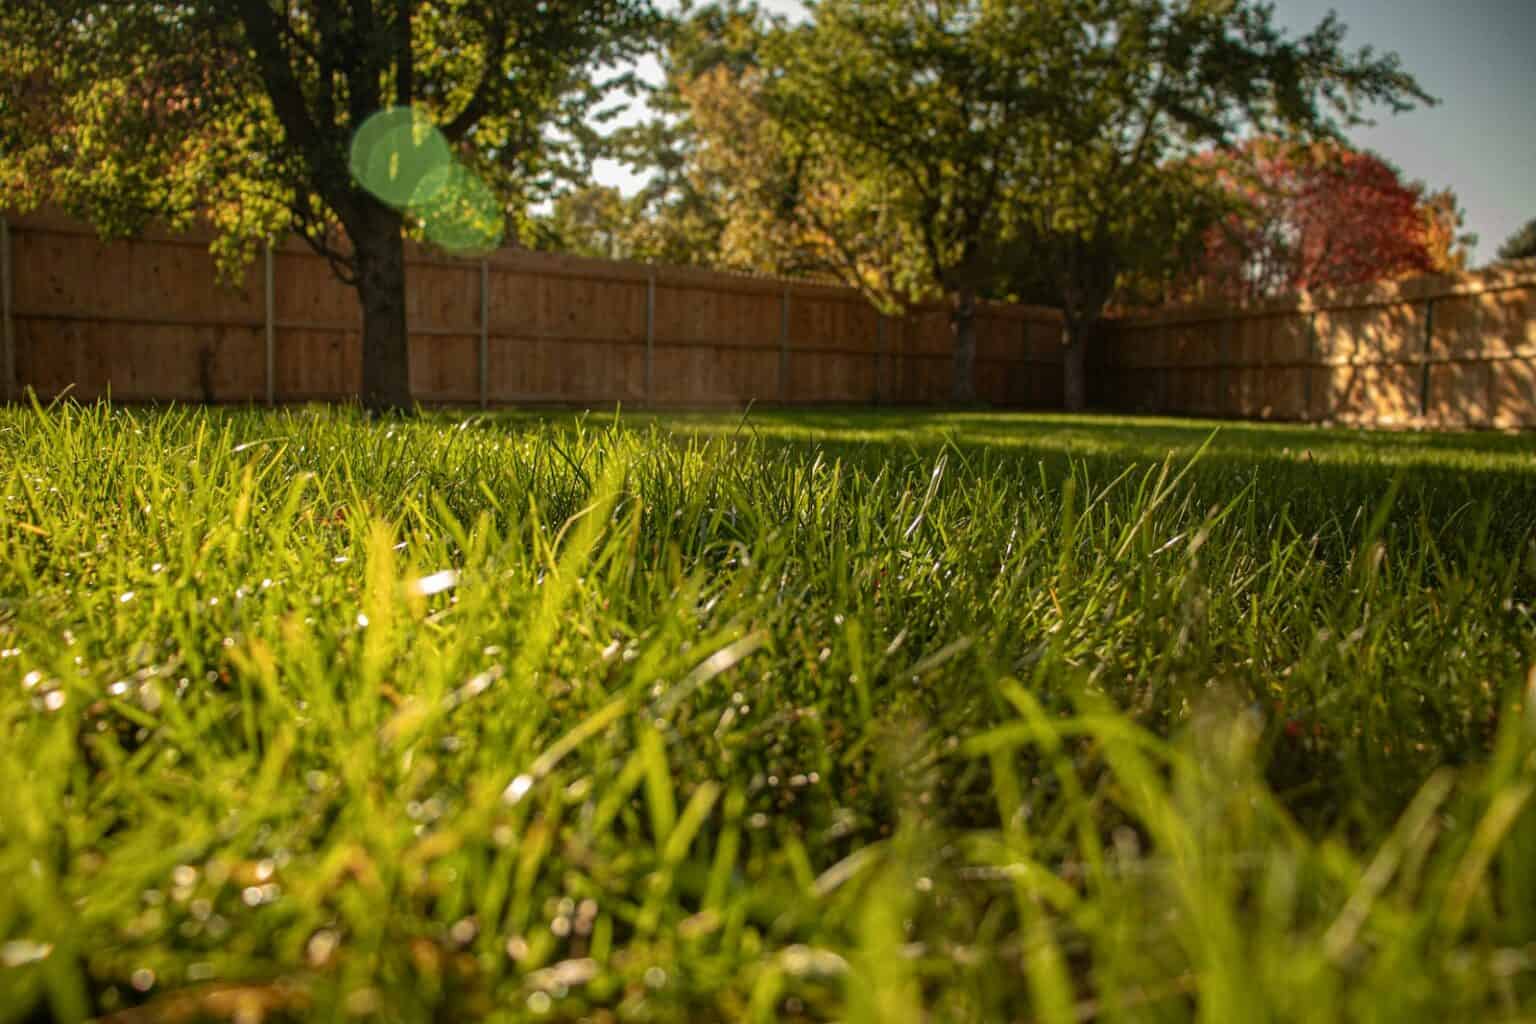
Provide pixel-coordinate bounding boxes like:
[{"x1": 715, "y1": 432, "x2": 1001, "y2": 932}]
[
  {"x1": 2, "y1": 209, "x2": 1533, "y2": 429},
  {"x1": 1093, "y1": 263, "x2": 1536, "y2": 429},
  {"x1": 0, "y1": 210, "x2": 1065, "y2": 409}
]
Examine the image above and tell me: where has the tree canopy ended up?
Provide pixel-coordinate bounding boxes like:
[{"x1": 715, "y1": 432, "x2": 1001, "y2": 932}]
[
  {"x1": 531, "y1": 183, "x2": 637, "y2": 260},
  {"x1": 1, "y1": 0, "x2": 653, "y2": 409},
  {"x1": 1173, "y1": 138, "x2": 1472, "y2": 304},
  {"x1": 1497, "y1": 218, "x2": 1536, "y2": 263}
]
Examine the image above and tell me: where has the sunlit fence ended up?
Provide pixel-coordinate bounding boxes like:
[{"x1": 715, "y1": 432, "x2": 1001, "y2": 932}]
[
  {"x1": 2, "y1": 209, "x2": 1534, "y2": 427},
  {"x1": 1095, "y1": 262, "x2": 1536, "y2": 429},
  {"x1": 0, "y1": 210, "x2": 1062, "y2": 409}
]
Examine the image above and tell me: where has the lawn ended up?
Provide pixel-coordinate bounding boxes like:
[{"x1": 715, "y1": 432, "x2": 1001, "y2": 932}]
[{"x1": 2, "y1": 402, "x2": 1535, "y2": 1022}]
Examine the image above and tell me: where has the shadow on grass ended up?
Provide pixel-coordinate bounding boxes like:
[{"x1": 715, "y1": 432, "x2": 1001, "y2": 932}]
[
  {"x1": 486, "y1": 404, "x2": 1536, "y2": 471},
  {"x1": 468, "y1": 405, "x2": 1536, "y2": 559}
]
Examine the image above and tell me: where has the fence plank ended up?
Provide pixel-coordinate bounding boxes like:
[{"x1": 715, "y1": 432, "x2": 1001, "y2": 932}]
[
  {"x1": 645, "y1": 269, "x2": 656, "y2": 409},
  {"x1": 875, "y1": 315, "x2": 886, "y2": 404},
  {"x1": 1, "y1": 217, "x2": 13, "y2": 401},
  {"x1": 779, "y1": 285, "x2": 790, "y2": 403},
  {"x1": 1418, "y1": 297, "x2": 1436, "y2": 418},
  {"x1": 264, "y1": 241, "x2": 276, "y2": 406},
  {"x1": 479, "y1": 259, "x2": 489, "y2": 410}
]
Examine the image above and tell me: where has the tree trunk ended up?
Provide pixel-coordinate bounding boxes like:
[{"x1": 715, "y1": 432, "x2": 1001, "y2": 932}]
[
  {"x1": 950, "y1": 286, "x2": 977, "y2": 404},
  {"x1": 1062, "y1": 318, "x2": 1089, "y2": 413},
  {"x1": 353, "y1": 204, "x2": 412, "y2": 413}
]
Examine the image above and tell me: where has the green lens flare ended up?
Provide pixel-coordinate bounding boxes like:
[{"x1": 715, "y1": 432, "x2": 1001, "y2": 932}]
[
  {"x1": 349, "y1": 107, "x2": 453, "y2": 210},
  {"x1": 414, "y1": 163, "x2": 505, "y2": 254},
  {"x1": 351, "y1": 106, "x2": 505, "y2": 254}
]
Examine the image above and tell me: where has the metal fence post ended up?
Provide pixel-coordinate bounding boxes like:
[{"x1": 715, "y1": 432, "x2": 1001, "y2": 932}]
[
  {"x1": 779, "y1": 284, "x2": 791, "y2": 404},
  {"x1": 645, "y1": 269, "x2": 656, "y2": 409},
  {"x1": 264, "y1": 240, "x2": 276, "y2": 406},
  {"x1": 479, "y1": 259, "x2": 490, "y2": 410}
]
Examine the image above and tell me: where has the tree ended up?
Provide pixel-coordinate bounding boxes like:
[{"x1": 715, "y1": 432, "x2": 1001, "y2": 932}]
[
  {"x1": 532, "y1": 184, "x2": 639, "y2": 260},
  {"x1": 682, "y1": 61, "x2": 923, "y2": 301},
  {"x1": 527, "y1": 1, "x2": 757, "y2": 271},
  {"x1": 548, "y1": 2, "x2": 913, "y2": 291},
  {"x1": 701, "y1": 0, "x2": 1427, "y2": 406},
  {"x1": 753, "y1": 1, "x2": 1058, "y2": 401},
  {"x1": 1497, "y1": 219, "x2": 1536, "y2": 262},
  {"x1": 1179, "y1": 138, "x2": 1469, "y2": 303},
  {"x1": 1419, "y1": 187, "x2": 1475, "y2": 275},
  {"x1": 0, "y1": 0, "x2": 652, "y2": 410},
  {"x1": 604, "y1": 1, "x2": 770, "y2": 269}
]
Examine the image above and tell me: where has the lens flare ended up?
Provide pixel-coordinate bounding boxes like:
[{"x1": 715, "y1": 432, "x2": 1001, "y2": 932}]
[
  {"x1": 349, "y1": 107, "x2": 452, "y2": 210},
  {"x1": 350, "y1": 106, "x2": 504, "y2": 254},
  {"x1": 414, "y1": 163, "x2": 505, "y2": 254}
]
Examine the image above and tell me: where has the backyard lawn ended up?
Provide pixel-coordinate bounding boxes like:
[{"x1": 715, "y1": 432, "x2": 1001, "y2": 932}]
[{"x1": 3, "y1": 403, "x2": 1535, "y2": 1022}]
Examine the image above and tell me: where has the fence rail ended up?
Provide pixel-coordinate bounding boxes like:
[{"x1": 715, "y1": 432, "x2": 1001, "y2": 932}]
[{"x1": 2, "y1": 209, "x2": 1533, "y2": 428}]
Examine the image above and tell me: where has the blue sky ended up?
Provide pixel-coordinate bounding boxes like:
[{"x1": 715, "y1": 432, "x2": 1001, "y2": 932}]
[{"x1": 594, "y1": 1, "x2": 1533, "y2": 264}]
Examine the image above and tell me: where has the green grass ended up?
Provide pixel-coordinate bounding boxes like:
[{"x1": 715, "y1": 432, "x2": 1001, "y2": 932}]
[{"x1": 2, "y1": 402, "x2": 1534, "y2": 1022}]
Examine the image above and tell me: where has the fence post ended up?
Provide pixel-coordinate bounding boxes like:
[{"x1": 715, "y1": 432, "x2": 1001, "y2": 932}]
[
  {"x1": 479, "y1": 259, "x2": 490, "y2": 410},
  {"x1": 645, "y1": 269, "x2": 656, "y2": 409},
  {"x1": 1, "y1": 216, "x2": 13, "y2": 402},
  {"x1": 263, "y1": 240, "x2": 275, "y2": 406},
  {"x1": 779, "y1": 284, "x2": 791, "y2": 404},
  {"x1": 1418, "y1": 296, "x2": 1436, "y2": 421}
]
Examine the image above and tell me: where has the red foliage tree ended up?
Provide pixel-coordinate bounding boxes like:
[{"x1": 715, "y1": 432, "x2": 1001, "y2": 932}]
[{"x1": 1183, "y1": 138, "x2": 1458, "y2": 303}]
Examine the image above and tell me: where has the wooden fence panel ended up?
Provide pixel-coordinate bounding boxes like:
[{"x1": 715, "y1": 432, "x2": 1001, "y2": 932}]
[
  {"x1": 11, "y1": 221, "x2": 267, "y2": 402},
  {"x1": 1491, "y1": 356, "x2": 1536, "y2": 429},
  {"x1": 972, "y1": 308, "x2": 1062, "y2": 408},
  {"x1": 276, "y1": 327, "x2": 360, "y2": 401},
  {"x1": 786, "y1": 292, "x2": 878, "y2": 403},
  {"x1": 410, "y1": 334, "x2": 480, "y2": 404},
  {"x1": 3, "y1": 210, "x2": 1534, "y2": 427},
  {"x1": 1478, "y1": 286, "x2": 1534, "y2": 357},
  {"x1": 1099, "y1": 266, "x2": 1536, "y2": 429},
  {"x1": 651, "y1": 343, "x2": 777, "y2": 406},
  {"x1": 272, "y1": 248, "x2": 354, "y2": 328}
]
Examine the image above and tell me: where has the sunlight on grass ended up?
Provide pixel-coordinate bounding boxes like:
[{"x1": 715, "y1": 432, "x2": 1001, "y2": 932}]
[
  {"x1": 630, "y1": 408, "x2": 1536, "y2": 472},
  {"x1": 1, "y1": 403, "x2": 1533, "y2": 1021}
]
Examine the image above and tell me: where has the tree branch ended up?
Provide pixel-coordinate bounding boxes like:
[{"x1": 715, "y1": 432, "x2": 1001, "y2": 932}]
[
  {"x1": 443, "y1": 12, "x2": 508, "y2": 142},
  {"x1": 341, "y1": 0, "x2": 382, "y2": 124},
  {"x1": 394, "y1": 0, "x2": 415, "y2": 108},
  {"x1": 288, "y1": 189, "x2": 359, "y2": 287},
  {"x1": 227, "y1": 0, "x2": 357, "y2": 224}
]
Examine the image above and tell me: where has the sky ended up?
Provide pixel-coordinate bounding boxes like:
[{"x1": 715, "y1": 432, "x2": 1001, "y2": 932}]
[
  {"x1": 1269, "y1": 0, "x2": 1535, "y2": 264},
  {"x1": 593, "y1": 0, "x2": 1535, "y2": 266}
]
